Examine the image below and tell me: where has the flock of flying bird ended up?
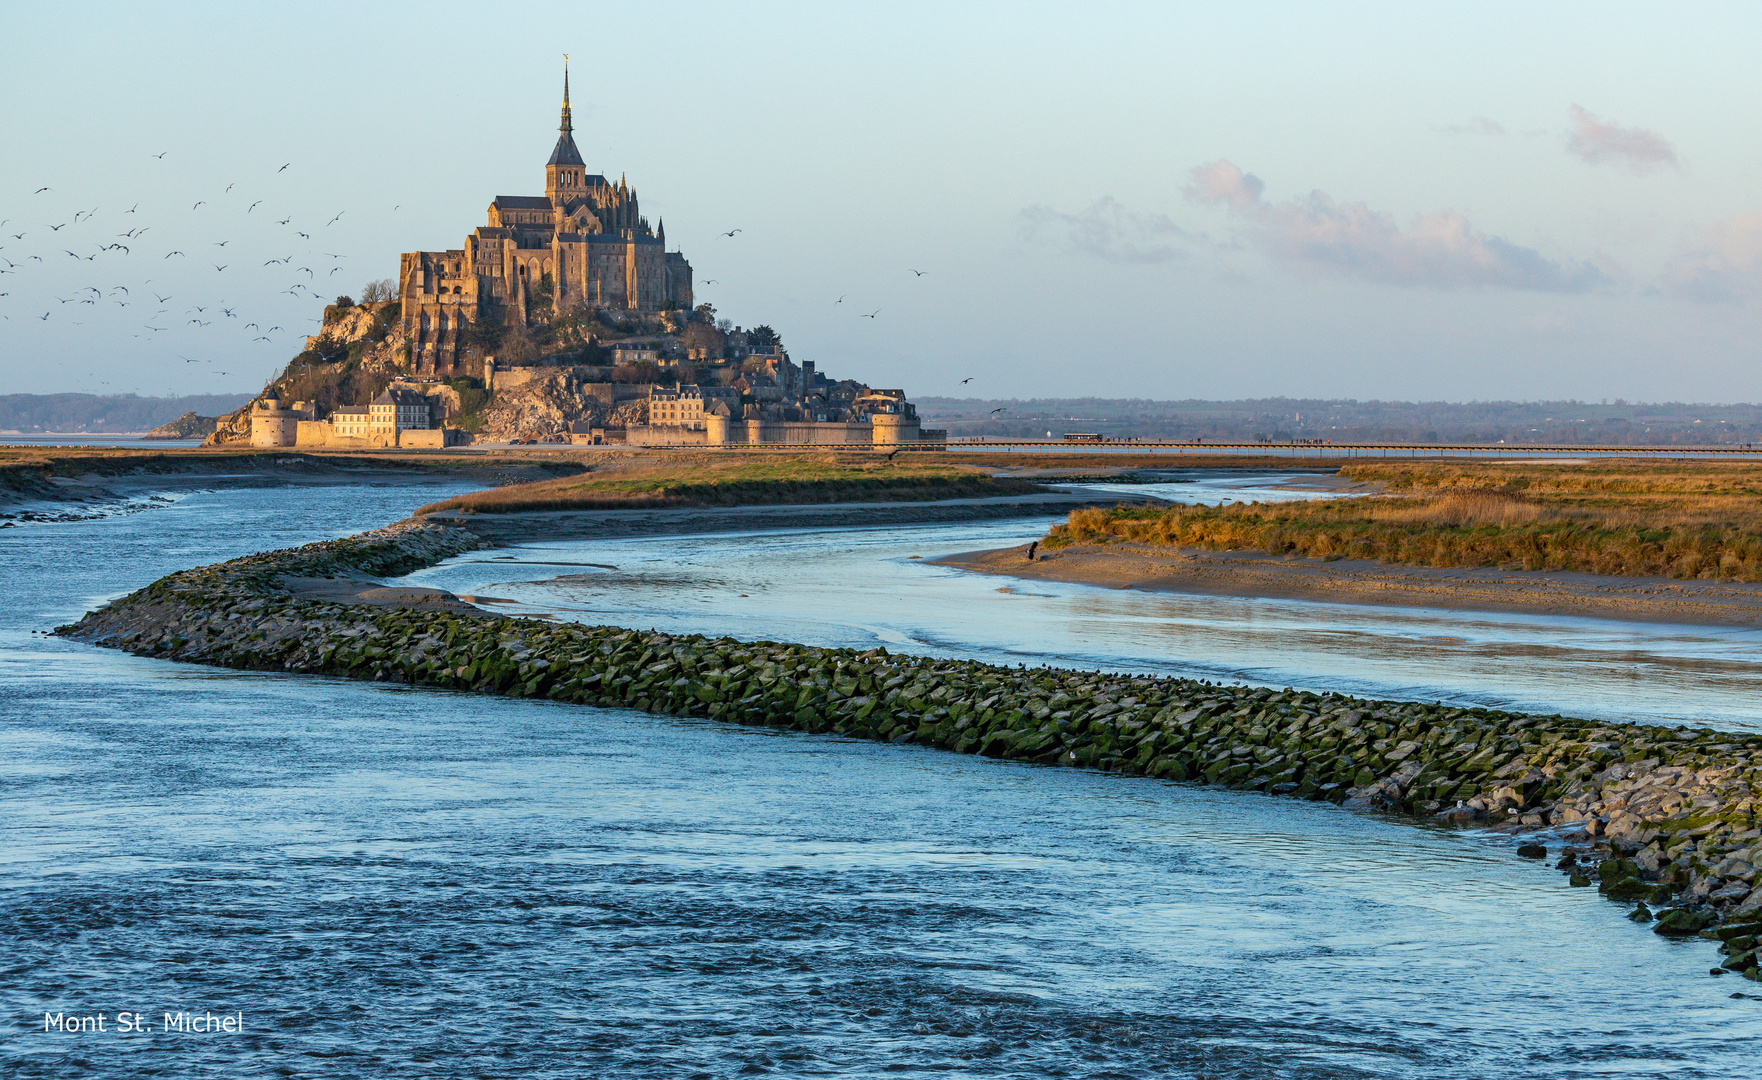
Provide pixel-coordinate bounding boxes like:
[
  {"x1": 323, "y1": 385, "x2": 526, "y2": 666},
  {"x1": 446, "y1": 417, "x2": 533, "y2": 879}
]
[
  {"x1": 2, "y1": 154, "x2": 361, "y2": 390},
  {"x1": 7, "y1": 156, "x2": 939, "y2": 395}
]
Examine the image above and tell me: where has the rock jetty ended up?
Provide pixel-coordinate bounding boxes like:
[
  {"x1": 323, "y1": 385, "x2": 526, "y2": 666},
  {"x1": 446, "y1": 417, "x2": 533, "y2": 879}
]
[{"x1": 60, "y1": 522, "x2": 1762, "y2": 980}]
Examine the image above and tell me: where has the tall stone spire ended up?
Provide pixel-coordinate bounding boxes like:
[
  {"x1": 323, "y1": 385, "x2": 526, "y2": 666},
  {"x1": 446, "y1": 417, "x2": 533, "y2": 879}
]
[
  {"x1": 560, "y1": 57, "x2": 572, "y2": 136},
  {"x1": 546, "y1": 58, "x2": 585, "y2": 173}
]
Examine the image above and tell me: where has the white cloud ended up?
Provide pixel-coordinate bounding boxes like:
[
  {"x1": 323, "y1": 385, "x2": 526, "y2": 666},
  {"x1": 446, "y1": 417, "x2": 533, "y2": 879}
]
[
  {"x1": 1185, "y1": 160, "x2": 1264, "y2": 209},
  {"x1": 1017, "y1": 197, "x2": 1194, "y2": 263},
  {"x1": 1565, "y1": 105, "x2": 1678, "y2": 173},
  {"x1": 1184, "y1": 159, "x2": 1608, "y2": 293},
  {"x1": 1660, "y1": 210, "x2": 1762, "y2": 303}
]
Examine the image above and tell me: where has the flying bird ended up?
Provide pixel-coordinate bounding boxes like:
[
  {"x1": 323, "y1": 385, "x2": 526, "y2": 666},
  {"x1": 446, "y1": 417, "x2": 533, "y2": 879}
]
[
  {"x1": 276, "y1": 217, "x2": 290, "y2": 225},
  {"x1": 34, "y1": 187, "x2": 50, "y2": 194},
  {"x1": 214, "y1": 240, "x2": 229, "y2": 247},
  {"x1": 126, "y1": 203, "x2": 138, "y2": 213},
  {"x1": 245, "y1": 323, "x2": 258, "y2": 330},
  {"x1": 165, "y1": 251, "x2": 183, "y2": 258},
  {"x1": 48, "y1": 223, "x2": 66, "y2": 231},
  {"x1": 9, "y1": 234, "x2": 21, "y2": 240},
  {"x1": 861, "y1": 309, "x2": 880, "y2": 318},
  {"x1": 213, "y1": 264, "x2": 227, "y2": 272},
  {"x1": 192, "y1": 201, "x2": 204, "y2": 209},
  {"x1": 38, "y1": 312, "x2": 49, "y2": 320},
  {"x1": 297, "y1": 232, "x2": 310, "y2": 239},
  {"x1": 990, "y1": 407, "x2": 1006, "y2": 414},
  {"x1": 225, "y1": 183, "x2": 234, "y2": 193},
  {"x1": 836, "y1": 295, "x2": 844, "y2": 304},
  {"x1": 703, "y1": 279, "x2": 718, "y2": 285},
  {"x1": 326, "y1": 212, "x2": 343, "y2": 225},
  {"x1": 152, "y1": 152, "x2": 166, "y2": 159},
  {"x1": 909, "y1": 268, "x2": 928, "y2": 277},
  {"x1": 323, "y1": 252, "x2": 344, "y2": 258},
  {"x1": 278, "y1": 163, "x2": 289, "y2": 172},
  {"x1": 252, "y1": 336, "x2": 270, "y2": 342},
  {"x1": 248, "y1": 201, "x2": 261, "y2": 212},
  {"x1": 153, "y1": 293, "x2": 170, "y2": 303},
  {"x1": 720, "y1": 229, "x2": 741, "y2": 237},
  {"x1": 961, "y1": 377, "x2": 973, "y2": 384}
]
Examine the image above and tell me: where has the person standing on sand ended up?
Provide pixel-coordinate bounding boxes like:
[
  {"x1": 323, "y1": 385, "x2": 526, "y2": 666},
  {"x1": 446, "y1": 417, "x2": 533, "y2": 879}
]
[{"x1": 1027, "y1": 541, "x2": 1038, "y2": 561}]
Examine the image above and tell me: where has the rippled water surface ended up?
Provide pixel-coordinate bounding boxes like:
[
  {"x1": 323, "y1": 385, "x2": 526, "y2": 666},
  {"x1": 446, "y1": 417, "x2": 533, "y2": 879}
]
[{"x1": 3, "y1": 480, "x2": 1760, "y2": 1078}]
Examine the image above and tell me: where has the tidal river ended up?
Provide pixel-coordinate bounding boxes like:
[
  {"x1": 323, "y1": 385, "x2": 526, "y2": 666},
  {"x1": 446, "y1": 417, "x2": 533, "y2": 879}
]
[{"x1": 3, "y1": 477, "x2": 1760, "y2": 1079}]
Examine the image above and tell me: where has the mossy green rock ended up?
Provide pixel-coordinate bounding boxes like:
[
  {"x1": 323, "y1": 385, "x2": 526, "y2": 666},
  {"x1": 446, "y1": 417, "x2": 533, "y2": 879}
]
[{"x1": 1654, "y1": 909, "x2": 1713, "y2": 936}]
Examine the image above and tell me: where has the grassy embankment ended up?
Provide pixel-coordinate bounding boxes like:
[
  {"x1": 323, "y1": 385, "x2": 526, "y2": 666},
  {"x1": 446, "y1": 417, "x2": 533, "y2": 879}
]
[
  {"x1": 1045, "y1": 461, "x2": 1762, "y2": 582},
  {"x1": 414, "y1": 452, "x2": 1044, "y2": 514}
]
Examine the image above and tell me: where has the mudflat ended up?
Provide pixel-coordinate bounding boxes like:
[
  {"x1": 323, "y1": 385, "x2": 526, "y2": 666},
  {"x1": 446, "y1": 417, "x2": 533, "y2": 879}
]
[{"x1": 938, "y1": 541, "x2": 1762, "y2": 626}]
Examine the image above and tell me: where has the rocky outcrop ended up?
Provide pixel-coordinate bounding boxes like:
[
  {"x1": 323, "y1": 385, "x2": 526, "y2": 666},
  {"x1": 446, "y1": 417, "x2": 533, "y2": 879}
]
[
  {"x1": 201, "y1": 408, "x2": 251, "y2": 446},
  {"x1": 143, "y1": 411, "x2": 218, "y2": 439},
  {"x1": 58, "y1": 522, "x2": 1762, "y2": 982},
  {"x1": 306, "y1": 301, "x2": 401, "y2": 351},
  {"x1": 477, "y1": 370, "x2": 645, "y2": 442}
]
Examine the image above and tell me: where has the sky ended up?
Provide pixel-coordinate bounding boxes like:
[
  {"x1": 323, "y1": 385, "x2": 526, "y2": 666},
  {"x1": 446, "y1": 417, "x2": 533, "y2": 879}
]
[{"x1": 2, "y1": 1, "x2": 1759, "y2": 402}]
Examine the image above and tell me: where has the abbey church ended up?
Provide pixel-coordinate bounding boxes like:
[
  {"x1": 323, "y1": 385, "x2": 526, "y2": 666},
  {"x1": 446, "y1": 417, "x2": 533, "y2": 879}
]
[{"x1": 399, "y1": 68, "x2": 694, "y2": 377}]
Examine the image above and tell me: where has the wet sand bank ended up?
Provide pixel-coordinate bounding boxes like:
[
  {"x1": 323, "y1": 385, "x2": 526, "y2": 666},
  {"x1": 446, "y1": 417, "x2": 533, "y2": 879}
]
[{"x1": 938, "y1": 542, "x2": 1762, "y2": 627}]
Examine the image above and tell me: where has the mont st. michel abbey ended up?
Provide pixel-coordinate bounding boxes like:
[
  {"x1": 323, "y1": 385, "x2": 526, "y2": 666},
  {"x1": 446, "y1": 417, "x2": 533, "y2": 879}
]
[
  {"x1": 229, "y1": 70, "x2": 938, "y2": 449},
  {"x1": 400, "y1": 68, "x2": 693, "y2": 378}
]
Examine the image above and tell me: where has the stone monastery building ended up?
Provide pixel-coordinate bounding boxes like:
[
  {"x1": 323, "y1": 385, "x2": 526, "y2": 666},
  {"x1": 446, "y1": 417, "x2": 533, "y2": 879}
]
[{"x1": 400, "y1": 66, "x2": 693, "y2": 379}]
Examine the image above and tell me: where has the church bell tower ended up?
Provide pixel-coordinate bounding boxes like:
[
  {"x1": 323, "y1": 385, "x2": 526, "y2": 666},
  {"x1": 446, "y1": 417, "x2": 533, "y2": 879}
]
[{"x1": 546, "y1": 60, "x2": 586, "y2": 206}]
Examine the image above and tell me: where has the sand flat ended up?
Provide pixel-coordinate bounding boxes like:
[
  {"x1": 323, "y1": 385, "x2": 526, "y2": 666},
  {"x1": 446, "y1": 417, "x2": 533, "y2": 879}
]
[{"x1": 938, "y1": 542, "x2": 1762, "y2": 627}]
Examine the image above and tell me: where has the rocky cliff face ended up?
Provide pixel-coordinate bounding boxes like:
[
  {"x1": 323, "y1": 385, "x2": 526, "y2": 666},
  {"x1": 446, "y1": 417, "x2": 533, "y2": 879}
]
[
  {"x1": 306, "y1": 301, "x2": 401, "y2": 351},
  {"x1": 477, "y1": 370, "x2": 647, "y2": 442}
]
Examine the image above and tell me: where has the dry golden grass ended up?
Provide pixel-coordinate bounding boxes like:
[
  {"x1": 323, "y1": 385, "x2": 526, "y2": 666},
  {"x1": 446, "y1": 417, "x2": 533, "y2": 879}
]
[
  {"x1": 1049, "y1": 460, "x2": 1762, "y2": 582},
  {"x1": 413, "y1": 451, "x2": 1037, "y2": 515}
]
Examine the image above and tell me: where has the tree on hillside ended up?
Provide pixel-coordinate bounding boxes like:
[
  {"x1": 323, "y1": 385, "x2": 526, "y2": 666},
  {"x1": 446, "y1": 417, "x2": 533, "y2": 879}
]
[
  {"x1": 748, "y1": 325, "x2": 781, "y2": 351},
  {"x1": 359, "y1": 278, "x2": 397, "y2": 304},
  {"x1": 681, "y1": 321, "x2": 725, "y2": 359},
  {"x1": 498, "y1": 324, "x2": 539, "y2": 366},
  {"x1": 528, "y1": 273, "x2": 556, "y2": 322}
]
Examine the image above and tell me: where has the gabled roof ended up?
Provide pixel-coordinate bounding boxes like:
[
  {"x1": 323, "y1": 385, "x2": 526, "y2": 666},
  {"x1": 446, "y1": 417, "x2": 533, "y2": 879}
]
[{"x1": 492, "y1": 195, "x2": 552, "y2": 210}]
